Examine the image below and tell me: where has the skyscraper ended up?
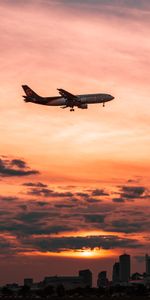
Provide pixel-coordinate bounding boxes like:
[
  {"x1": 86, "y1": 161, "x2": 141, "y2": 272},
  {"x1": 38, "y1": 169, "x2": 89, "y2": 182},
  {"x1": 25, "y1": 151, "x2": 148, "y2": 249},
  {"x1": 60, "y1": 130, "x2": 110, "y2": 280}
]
[
  {"x1": 97, "y1": 271, "x2": 108, "y2": 287},
  {"x1": 79, "y1": 269, "x2": 92, "y2": 288},
  {"x1": 145, "y1": 254, "x2": 150, "y2": 275},
  {"x1": 119, "y1": 253, "x2": 130, "y2": 282},
  {"x1": 112, "y1": 262, "x2": 120, "y2": 283}
]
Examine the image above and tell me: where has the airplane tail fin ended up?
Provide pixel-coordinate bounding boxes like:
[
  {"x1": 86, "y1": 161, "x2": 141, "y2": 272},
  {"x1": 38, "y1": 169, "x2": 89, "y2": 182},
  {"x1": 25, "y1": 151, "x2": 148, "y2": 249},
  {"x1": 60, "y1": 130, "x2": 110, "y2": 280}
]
[
  {"x1": 22, "y1": 85, "x2": 42, "y2": 103},
  {"x1": 22, "y1": 85, "x2": 40, "y2": 98}
]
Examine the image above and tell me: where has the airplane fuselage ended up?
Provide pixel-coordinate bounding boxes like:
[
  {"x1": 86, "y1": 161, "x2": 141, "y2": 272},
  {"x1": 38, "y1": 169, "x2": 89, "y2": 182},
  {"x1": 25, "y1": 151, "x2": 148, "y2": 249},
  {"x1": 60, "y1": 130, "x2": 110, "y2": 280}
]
[
  {"x1": 22, "y1": 85, "x2": 114, "y2": 111},
  {"x1": 44, "y1": 94, "x2": 114, "y2": 106},
  {"x1": 31, "y1": 93, "x2": 114, "y2": 106}
]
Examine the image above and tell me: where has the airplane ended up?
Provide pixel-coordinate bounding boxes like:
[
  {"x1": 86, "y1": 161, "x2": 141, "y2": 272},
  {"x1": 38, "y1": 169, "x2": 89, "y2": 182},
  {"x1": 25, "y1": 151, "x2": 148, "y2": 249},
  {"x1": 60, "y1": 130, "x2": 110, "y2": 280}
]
[{"x1": 22, "y1": 85, "x2": 114, "y2": 111}]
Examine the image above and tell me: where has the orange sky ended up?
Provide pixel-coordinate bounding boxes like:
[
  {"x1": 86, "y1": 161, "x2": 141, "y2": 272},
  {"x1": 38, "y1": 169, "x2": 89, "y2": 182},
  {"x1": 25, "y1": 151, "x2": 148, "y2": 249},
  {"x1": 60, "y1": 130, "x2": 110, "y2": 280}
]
[{"x1": 0, "y1": 0, "x2": 150, "y2": 285}]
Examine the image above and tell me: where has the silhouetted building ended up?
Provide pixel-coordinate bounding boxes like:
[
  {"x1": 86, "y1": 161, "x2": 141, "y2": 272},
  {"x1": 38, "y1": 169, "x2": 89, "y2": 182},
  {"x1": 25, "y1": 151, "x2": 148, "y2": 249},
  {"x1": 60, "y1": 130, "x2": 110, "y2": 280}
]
[
  {"x1": 79, "y1": 269, "x2": 92, "y2": 287},
  {"x1": 145, "y1": 254, "x2": 150, "y2": 275},
  {"x1": 43, "y1": 275, "x2": 85, "y2": 290},
  {"x1": 97, "y1": 271, "x2": 108, "y2": 287},
  {"x1": 112, "y1": 262, "x2": 120, "y2": 283},
  {"x1": 119, "y1": 253, "x2": 130, "y2": 282},
  {"x1": 6, "y1": 283, "x2": 19, "y2": 292},
  {"x1": 131, "y1": 272, "x2": 143, "y2": 281},
  {"x1": 24, "y1": 278, "x2": 33, "y2": 287}
]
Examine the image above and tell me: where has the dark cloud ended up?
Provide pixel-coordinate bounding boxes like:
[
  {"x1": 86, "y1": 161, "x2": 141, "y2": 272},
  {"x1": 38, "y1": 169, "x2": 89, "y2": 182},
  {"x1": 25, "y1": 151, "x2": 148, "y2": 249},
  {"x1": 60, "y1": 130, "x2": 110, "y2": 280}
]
[
  {"x1": 0, "y1": 210, "x2": 73, "y2": 236},
  {"x1": 4, "y1": 0, "x2": 150, "y2": 10},
  {"x1": 27, "y1": 188, "x2": 74, "y2": 198},
  {"x1": 27, "y1": 188, "x2": 53, "y2": 197},
  {"x1": 18, "y1": 204, "x2": 27, "y2": 210},
  {"x1": 86, "y1": 197, "x2": 101, "y2": 203},
  {"x1": 0, "y1": 196, "x2": 18, "y2": 202},
  {"x1": 0, "y1": 157, "x2": 39, "y2": 177},
  {"x1": 0, "y1": 180, "x2": 149, "y2": 257},
  {"x1": 50, "y1": 191, "x2": 74, "y2": 197},
  {"x1": 29, "y1": 235, "x2": 142, "y2": 253},
  {"x1": 16, "y1": 211, "x2": 50, "y2": 223},
  {"x1": 120, "y1": 186, "x2": 146, "y2": 199},
  {"x1": 111, "y1": 219, "x2": 150, "y2": 234},
  {"x1": 11, "y1": 159, "x2": 26, "y2": 169},
  {"x1": 84, "y1": 214, "x2": 105, "y2": 223},
  {"x1": 61, "y1": 0, "x2": 150, "y2": 11},
  {"x1": 91, "y1": 189, "x2": 109, "y2": 197},
  {"x1": 37, "y1": 201, "x2": 49, "y2": 207},
  {"x1": 23, "y1": 182, "x2": 48, "y2": 188},
  {"x1": 0, "y1": 237, "x2": 16, "y2": 255},
  {"x1": 0, "y1": 210, "x2": 11, "y2": 216},
  {"x1": 49, "y1": 0, "x2": 150, "y2": 24},
  {"x1": 0, "y1": 219, "x2": 73, "y2": 236},
  {"x1": 76, "y1": 192, "x2": 89, "y2": 198},
  {"x1": 112, "y1": 185, "x2": 148, "y2": 203},
  {"x1": 112, "y1": 198, "x2": 125, "y2": 203},
  {"x1": 75, "y1": 192, "x2": 103, "y2": 204},
  {"x1": 55, "y1": 204, "x2": 75, "y2": 208}
]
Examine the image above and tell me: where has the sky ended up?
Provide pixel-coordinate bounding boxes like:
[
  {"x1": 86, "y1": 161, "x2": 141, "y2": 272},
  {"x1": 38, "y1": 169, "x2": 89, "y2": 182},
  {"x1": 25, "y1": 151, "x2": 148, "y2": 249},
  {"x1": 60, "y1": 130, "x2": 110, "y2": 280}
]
[{"x1": 0, "y1": 0, "x2": 150, "y2": 286}]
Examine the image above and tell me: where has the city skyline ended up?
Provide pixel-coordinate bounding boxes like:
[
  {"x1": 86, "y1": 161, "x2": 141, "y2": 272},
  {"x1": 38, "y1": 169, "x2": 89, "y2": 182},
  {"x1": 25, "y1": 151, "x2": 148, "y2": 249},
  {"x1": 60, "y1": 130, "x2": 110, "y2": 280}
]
[
  {"x1": 1, "y1": 252, "x2": 150, "y2": 288},
  {"x1": 0, "y1": 0, "x2": 150, "y2": 285}
]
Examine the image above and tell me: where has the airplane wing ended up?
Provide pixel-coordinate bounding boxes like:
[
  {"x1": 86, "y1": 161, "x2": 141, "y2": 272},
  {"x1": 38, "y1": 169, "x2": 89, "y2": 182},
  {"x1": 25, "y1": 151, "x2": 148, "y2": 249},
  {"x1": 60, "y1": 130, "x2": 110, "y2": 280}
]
[{"x1": 57, "y1": 88, "x2": 79, "y2": 100}]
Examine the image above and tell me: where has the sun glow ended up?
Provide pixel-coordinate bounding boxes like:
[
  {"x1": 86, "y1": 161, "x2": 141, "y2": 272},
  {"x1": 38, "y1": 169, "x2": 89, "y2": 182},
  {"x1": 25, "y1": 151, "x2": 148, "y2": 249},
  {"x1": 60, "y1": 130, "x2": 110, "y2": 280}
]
[
  {"x1": 80, "y1": 249, "x2": 95, "y2": 257},
  {"x1": 21, "y1": 247, "x2": 117, "y2": 259}
]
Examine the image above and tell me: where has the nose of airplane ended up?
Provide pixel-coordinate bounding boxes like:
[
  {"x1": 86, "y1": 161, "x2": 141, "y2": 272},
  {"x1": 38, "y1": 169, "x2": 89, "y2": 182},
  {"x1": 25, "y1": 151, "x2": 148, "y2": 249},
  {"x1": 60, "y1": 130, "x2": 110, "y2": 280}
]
[{"x1": 110, "y1": 95, "x2": 114, "y2": 100}]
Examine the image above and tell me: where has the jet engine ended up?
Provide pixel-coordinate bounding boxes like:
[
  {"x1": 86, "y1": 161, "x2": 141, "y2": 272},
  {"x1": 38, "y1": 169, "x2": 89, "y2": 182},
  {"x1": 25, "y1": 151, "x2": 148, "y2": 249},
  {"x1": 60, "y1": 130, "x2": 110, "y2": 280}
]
[{"x1": 78, "y1": 103, "x2": 88, "y2": 109}]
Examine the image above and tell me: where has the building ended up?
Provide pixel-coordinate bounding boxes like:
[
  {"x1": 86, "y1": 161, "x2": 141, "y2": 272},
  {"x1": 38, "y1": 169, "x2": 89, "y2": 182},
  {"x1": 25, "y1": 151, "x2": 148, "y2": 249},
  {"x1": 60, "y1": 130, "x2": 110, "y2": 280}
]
[
  {"x1": 79, "y1": 269, "x2": 92, "y2": 288},
  {"x1": 119, "y1": 253, "x2": 130, "y2": 282},
  {"x1": 131, "y1": 273, "x2": 143, "y2": 281},
  {"x1": 112, "y1": 262, "x2": 120, "y2": 284},
  {"x1": 24, "y1": 278, "x2": 33, "y2": 287},
  {"x1": 97, "y1": 271, "x2": 108, "y2": 287},
  {"x1": 43, "y1": 274, "x2": 86, "y2": 290},
  {"x1": 145, "y1": 254, "x2": 150, "y2": 275}
]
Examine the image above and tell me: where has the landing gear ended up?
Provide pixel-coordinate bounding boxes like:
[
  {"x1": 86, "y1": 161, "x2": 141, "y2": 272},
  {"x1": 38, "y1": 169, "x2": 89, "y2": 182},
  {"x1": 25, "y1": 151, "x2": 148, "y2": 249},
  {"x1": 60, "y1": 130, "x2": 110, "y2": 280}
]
[
  {"x1": 70, "y1": 108, "x2": 75, "y2": 112},
  {"x1": 103, "y1": 102, "x2": 105, "y2": 107}
]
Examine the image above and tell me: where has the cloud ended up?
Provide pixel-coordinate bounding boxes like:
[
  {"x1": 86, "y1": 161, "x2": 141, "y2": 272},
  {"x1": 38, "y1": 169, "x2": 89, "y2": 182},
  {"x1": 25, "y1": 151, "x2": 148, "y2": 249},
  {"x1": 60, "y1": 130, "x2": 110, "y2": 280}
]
[
  {"x1": 0, "y1": 237, "x2": 16, "y2": 255},
  {"x1": 0, "y1": 196, "x2": 18, "y2": 202},
  {"x1": 11, "y1": 159, "x2": 26, "y2": 169},
  {"x1": 76, "y1": 192, "x2": 89, "y2": 198},
  {"x1": 36, "y1": 201, "x2": 49, "y2": 207},
  {"x1": 91, "y1": 189, "x2": 109, "y2": 197},
  {"x1": 0, "y1": 220, "x2": 74, "y2": 236},
  {"x1": 111, "y1": 219, "x2": 150, "y2": 234},
  {"x1": 55, "y1": 0, "x2": 150, "y2": 21},
  {"x1": 84, "y1": 214, "x2": 105, "y2": 223},
  {"x1": 112, "y1": 198, "x2": 125, "y2": 203},
  {"x1": 0, "y1": 157, "x2": 39, "y2": 177},
  {"x1": 55, "y1": 204, "x2": 75, "y2": 208},
  {"x1": 27, "y1": 187, "x2": 74, "y2": 198},
  {"x1": 28, "y1": 235, "x2": 142, "y2": 252},
  {"x1": 112, "y1": 185, "x2": 149, "y2": 203},
  {"x1": 119, "y1": 185, "x2": 146, "y2": 199},
  {"x1": 26, "y1": 188, "x2": 53, "y2": 197},
  {"x1": 16, "y1": 211, "x2": 50, "y2": 223},
  {"x1": 0, "y1": 210, "x2": 75, "y2": 237},
  {"x1": 86, "y1": 197, "x2": 101, "y2": 203},
  {"x1": 23, "y1": 182, "x2": 48, "y2": 187}
]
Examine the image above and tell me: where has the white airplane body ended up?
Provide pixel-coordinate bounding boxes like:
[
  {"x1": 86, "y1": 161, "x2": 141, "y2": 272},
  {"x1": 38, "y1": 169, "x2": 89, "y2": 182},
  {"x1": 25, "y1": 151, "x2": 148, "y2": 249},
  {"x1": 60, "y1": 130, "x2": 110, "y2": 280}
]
[{"x1": 22, "y1": 85, "x2": 114, "y2": 111}]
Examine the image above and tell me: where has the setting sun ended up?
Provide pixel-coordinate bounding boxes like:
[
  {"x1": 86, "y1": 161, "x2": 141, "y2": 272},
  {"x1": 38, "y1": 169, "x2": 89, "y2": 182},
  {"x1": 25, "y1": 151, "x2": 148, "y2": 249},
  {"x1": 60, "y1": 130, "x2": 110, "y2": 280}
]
[{"x1": 80, "y1": 249, "x2": 95, "y2": 257}]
